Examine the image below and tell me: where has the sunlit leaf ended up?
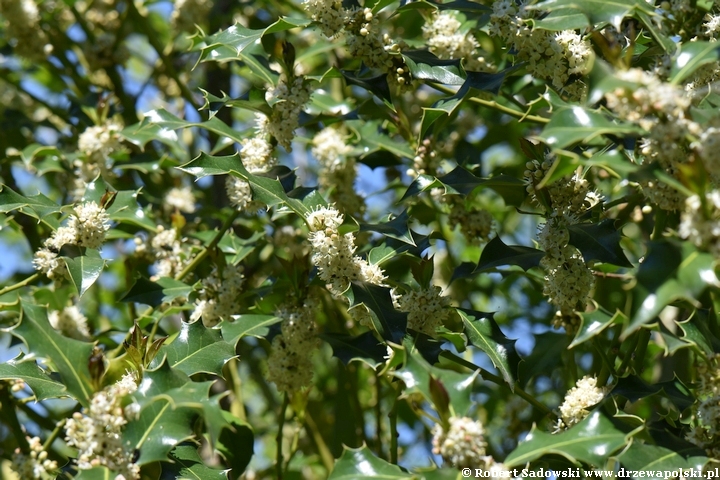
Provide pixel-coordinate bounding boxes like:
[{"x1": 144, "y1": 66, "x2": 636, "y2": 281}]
[
  {"x1": 223, "y1": 315, "x2": 283, "y2": 344},
  {"x1": 155, "y1": 321, "x2": 235, "y2": 377},
  {"x1": 459, "y1": 309, "x2": 520, "y2": 386},
  {"x1": 347, "y1": 282, "x2": 408, "y2": 343},
  {"x1": 505, "y1": 411, "x2": 628, "y2": 467},
  {"x1": 329, "y1": 445, "x2": 414, "y2": 479},
  {"x1": 0, "y1": 355, "x2": 67, "y2": 400}
]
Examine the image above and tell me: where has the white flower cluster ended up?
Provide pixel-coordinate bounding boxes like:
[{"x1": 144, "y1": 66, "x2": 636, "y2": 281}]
[
  {"x1": 448, "y1": 201, "x2": 494, "y2": 244},
  {"x1": 190, "y1": 263, "x2": 245, "y2": 327},
  {"x1": 49, "y1": 305, "x2": 91, "y2": 340},
  {"x1": 422, "y1": 11, "x2": 493, "y2": 72},
  {"x1": 11, "y1": 436, "x2": 58, "y2": 479},
  {"x1": 65, "y1": 373, "x2": 140, "y2": 479},
  {"x1": 489, "y1": 0, "x2": 592, "y2": 98},
  {"x1": 432, "y1": 417, "x2": 505, "y2": 474},
  {"x1": 33, "y1": 202, "x2": 111, "y2": 280},
  {"x1": 266, "y1": 76, "x2": 311, "y2": 151},
  {"x1": 696, "y1": 127, "x2": 720, "y2": 183},
  {"x1": 267, "y1": 297, "x2": 320, "y2": 393},
  {"x1": 312, "y1": 127, "x2": 364, "y2": 216},
  {"x1": 704, "y1": 13, "x2": 720, "y2": 39},
  {"x1": 679, "y1": 191, "x2": 720, "y2": 256},
  {"x1": 525, "y1": 157, "x2": 598, "y2": 330},
  {"x1": 687, "y1": 355, "x2": 720, "y2": 456},
  {"x1": 146, "y1": 225, "x2": 190, "y2": 280},
  {"x1": 171, "y1": 0, "x2": 211, "y2": 32},
  {"x1": 306, "y1": 207, "x2": 385, "y2": 296},
  {"x1": 393, "y1": 285, "x2": 450, "y2": 336},
  {"x1": 165, "y1": 186, "x2": 196, "y2": 214},
  {"x1": 0, "y1": 0, "x2": 50, "y2": 61},
  {"x1": 604, "y1": 69, "x2": 699, "y2": 210},
  {"x1": 554, "y1": 376, "x2": 605, "y2": 431},
  {"x1": 302, "y1": 1, "x2": 410, "y2": 86},
  {"x1": 78, "y1": 121, "x2": 124, "y2": 166}
]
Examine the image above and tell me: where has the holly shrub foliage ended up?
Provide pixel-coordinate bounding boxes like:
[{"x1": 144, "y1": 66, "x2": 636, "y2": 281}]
[{"x1": 2, "y1": 0, "x2": 720, "y2": 478}]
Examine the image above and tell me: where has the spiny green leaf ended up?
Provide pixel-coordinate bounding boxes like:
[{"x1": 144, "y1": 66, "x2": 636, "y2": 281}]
[
  {"x1": 459, "y1": 309, "x2": 520, "y2": 386},
  {"x1": 393, "y1": 345, "x2": 476, "y2": 416},
  {"x1": 168, "y1": 444, "x2": 230, "y2": 480},
  {"x1": 537, "y1": 107, "x2": 642, "y2": 149},
  {"x1": 329, "y1": 445, "x2": 414, "y2": 479},
  {"x1": 570, "y1": 309, "x2": 625, "y2": 348},
  {"x1": 504, "y1": 411, "x2": 628, "y2": 467},
  {"x1": 518, "y1": 332, "x2": 570, "y2": 388},
  {"x1": 0, "y1": 185, "x2": 62, "y2": 228},
  {"x1": 178, "y1": 152, "x2": 310, "y2": 217},
  {"x1": 216, "y1": 410, "x2": 254, "y2": 477},
  {"x1": 347, "y1": 282, "x2": 408, "y2": 343},
  {"x1": 403, "y1": 50, "x2": 465, "y2": 86},
  {"x1": 0, "y1": 355, "x2": 67, "y2": 401},
  {"x1": 321, "y1": 332, "x2": 389, "y2": 368},
  {"x1": 360, "y1": 210, "x2": 415, "y2": 245},
  {"x1": 144, "y1": 108, "x2": 244, "y2": 144},
  {"x1": 567, "y1": 220, "x2": 633, "y2": 267},
  {"x1": 341, "y1": 70, "x2": 392, "y2": 105},
  {"x1": 201, "y1": 88, "x2": 273, "y2": 118},
  {"x1": 62, "y1": 251, "x2": 106, "y2": 297},
  {"x1": 120, "y1": 276, "x2": 194, "y2": 307},
  {"x1": 223, "y1": 315, "x2": 283, "y2": 344},
  {"x1": 155, "y1": 321, "x2": 235, "y2": 377},
  {"x1": 670, "y1": 41, "x2": 720, "y2": 85},
  {"x1": 476, "y1": 236, "x2": 545, "y2": 272},
  {"x1": 531, "y1": 8, "x2": 589, "y2": 30},
  {"x1": 73, "y1": 467, "x2": 115, "y2": 480},
  {"x1": 618, "y1": 443, "x2": 697, "y2": 478},
  {"x1": 355, "y1": 121, "x2": 415, "y2": 159},
  {"x1": 12, "y1": 301, "x2": 94, "y2": 407}
]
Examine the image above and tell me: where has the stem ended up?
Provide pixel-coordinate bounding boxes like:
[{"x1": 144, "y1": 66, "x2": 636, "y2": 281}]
[
  {"x1": 633, "y1": 329, "x2": 652, "y2": 376},
  {"x1": 440, "y1": 351, "x2": 555, "y2": 417},
  {"x1": 651, "y1": 208, "x2": 667, "y2": 241},
  {"x1": 304, "y1": 412, "x2": 334, "y2": 472},
  {"x1": 43, "y1": 419, "x2": 66, "y2": 451},
  {"x1": 427, "y1": 82, "x2": 550, "y2": 124},
  {"x1": 276, "y1": 393, "x2": 289, "y2": 480},
  {"x1": 225, "y1": 357, "x2": 246, "y2": 422},
  {"x1": 389, "y1": 384, "x2": 399, "y2": 465},
  {"x1": 375, "y1": 374, "x2": 384, "y2": 459},
  {"x1": 0, "y1": 273, "x2": 40, "y2": 296},
  {"x1": 175, "y1": 210, "x2": 239, "y2": 281}
]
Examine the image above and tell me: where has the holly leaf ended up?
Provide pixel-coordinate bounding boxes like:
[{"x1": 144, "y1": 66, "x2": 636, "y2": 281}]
[
  {"x1": 12, "y1": 301, "x2": 94, "y2": 407},
  {"x1": 347, "y1": 282, "x2": 408, "y2": 343},
  {"x1": 223, "y1": 315, "x2": 283, "y2": 344},
  {"x1": 120, "y1": 276, "x2": 194, "y2": 307},
  {"x1": 329, "y1": 445, "x2": 414, "y2": 479},
  {"x1": 567, "y1": 220, "x2": 633, "y2": 267},
  {"x1": 321, "y1": 332, "x2": 389, "y2": 368},
  {"x1": 0, "y1": 355, "x2": 67, "y2": 401},
  {"x1": 167, "y1": 444, "x2": 229, "y2": 480},
  {"x1": 360, "y1": 210, "x2": 415, "y2": 245},
  {"x1": 62, "y1": 251, "x2": 106, "y2": 297},
  {"x1": 459, "y1": 309, "x2": 520, "y2": 386},
  {"x1": 155, "y1": 321, "x2": 235, "y2": 377},
  {"x1": 476, "y1": 236, "x2": 545, "y2": 272},
  {"x1": 505, "y1": 411, "x2": 628, "y2": 467},
  {"x1": 537, "y1": 106, "x2": 642, "y2": 149}
]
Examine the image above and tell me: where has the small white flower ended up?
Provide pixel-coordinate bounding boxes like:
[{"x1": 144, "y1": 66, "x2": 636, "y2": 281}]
[{"x1": 165, "y1": 186, "x2": 196, "y2": 214}]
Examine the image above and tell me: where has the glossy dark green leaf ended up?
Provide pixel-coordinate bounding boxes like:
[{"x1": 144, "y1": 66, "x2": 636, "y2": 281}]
[
  {"x1": 178, "y1": 152, "x2": 310, "y2": 216},
  {"x1": 356, "y1": 121, "x2": 415, "y2": 159},
  {"x1": 476, "y1": 236, "x2": 545, "y2": 272},
  {"x1": 624, "y1": 244, "x2": 717, "y2": 338},
  {"x1": 73, "y1": 468, "x2": 115, "y2": 480},
  {"x1": 537, "y1": 107, "x2": 641, "y2": 149},
  {"x1": 368, "y1": 245, "x2": 399, "y2": 266},
  {"x1": 394, "y1": 344, "x2": 475, "y2": 416},
  {"x1": 329, "y1": 445, "x2": 414, "y2": 479},
  {"x1": 341, "y1": 70, "x2": 392, "y2": 105},
  {"x1": 435, "y1": 167, "x2": 526, "y2": 205},
  {"x1": 13, "y1": 301, "x2": 94, "y2": 406},
  {"x1": 0, "y1": 185, "x2": 62, "y2": 228},
  {"x1": 201, "y1": 88, "x2": 273, "y2": 118},
  {"x1": 156, "y1": 321, "x2": 235, "y2": 377},
  {"x1": 532, "y1": 8, "x2": 589, "y2": 30},
  {"x1": 0, "y1": 355, "x2": 67, "y2": 400},
  {"x1": 459, "y1": 309, "x2": 520, "y2": 386},
  {"x1": 570, "y1": 309, "x2": 624, "y2": 348},
  {"x1": 144, "y1": 108, "x2": 244, "y2": 144},
  {"x1": 347, "y1": 282, "x2": 408, "y2": 343},
  {"x1": 618, "y1": 443, "x2": 695, "y2": 478},
  {"x1": 321, "y1": 331, "x2": 388, "y2": 368},
  {"x1": 403, "y1": 50, "x2": 465, "y2": 86},
  {"x1": 120, "y1": 276, "x2": 193, "y2": 307},
  {"x1": 125, "y1": 360, "x2": 196, "y2": 465},
  {"x1": 360, "y1": 210, "x2": 415, "y2": 245},
  {"x1": 532, "y1": 0, "x2": 654, "y2": 29},
  {"x1": 62, "y1": 251, "x2": 106, "y2": 297},
  {"x1": 505, "y1": 411, "x2": 628, "y2": 467},
  {"x1": 216, "y1": 410, "x2": 254, "y2": 477},
  {"x1": 567, "y1": 220, "x2": 632, "y2": 267},
  {"x1": 223, "y1": 314, "x2": 283, "y2": 344},
  {"x1": 670, "y1": 42, "x2": 720, "y2": 85},
  {"x1": 167, "y1": 443, "x2": 229, "y2": 480},
  {"x1": 636, "y1": 241, "x2": 682, "y2": 292}
]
